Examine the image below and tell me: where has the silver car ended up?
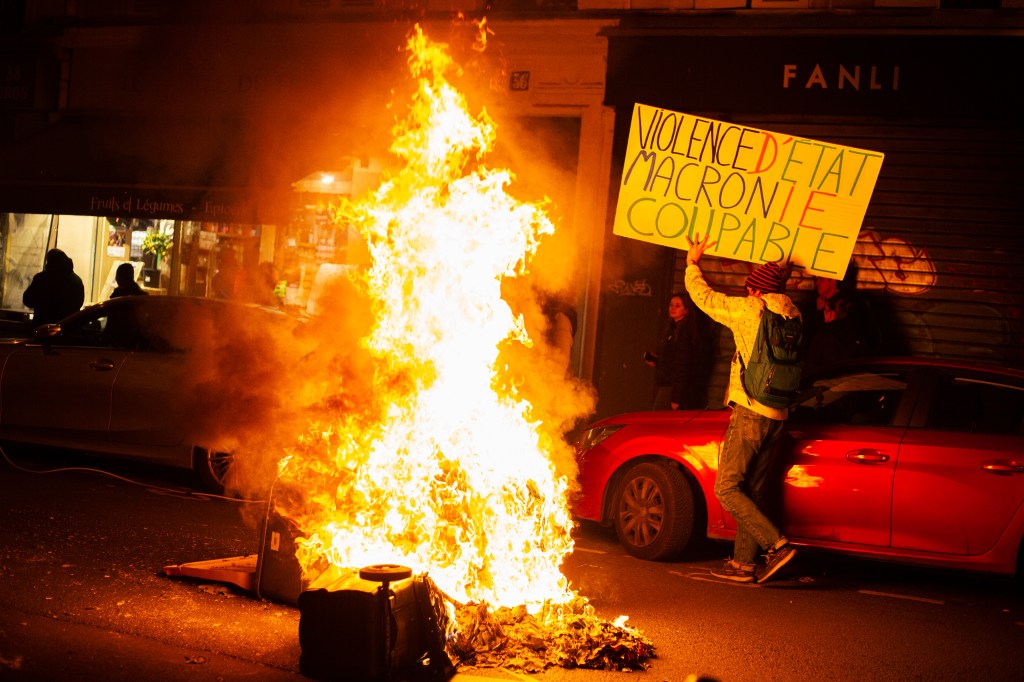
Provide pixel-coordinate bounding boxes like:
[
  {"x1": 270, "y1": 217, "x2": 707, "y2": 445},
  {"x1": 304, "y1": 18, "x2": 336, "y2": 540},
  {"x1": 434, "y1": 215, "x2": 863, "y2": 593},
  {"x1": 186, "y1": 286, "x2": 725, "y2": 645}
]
[{"x1": 0, "y1": 295, "x2": 297, "y2": 492}]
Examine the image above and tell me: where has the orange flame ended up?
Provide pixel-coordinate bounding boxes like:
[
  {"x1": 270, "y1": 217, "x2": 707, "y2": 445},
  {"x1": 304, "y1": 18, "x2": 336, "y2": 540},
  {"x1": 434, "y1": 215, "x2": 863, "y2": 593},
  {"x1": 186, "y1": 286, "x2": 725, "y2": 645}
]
[{"x1": 276, "y1": 25, "x2": 576, "y2": 610}]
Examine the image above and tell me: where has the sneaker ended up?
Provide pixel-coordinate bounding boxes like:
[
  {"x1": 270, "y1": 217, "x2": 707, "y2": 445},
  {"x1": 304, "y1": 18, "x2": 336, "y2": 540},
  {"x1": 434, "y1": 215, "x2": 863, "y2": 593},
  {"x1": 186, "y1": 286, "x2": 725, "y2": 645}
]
[
  {"x1": 758, "y1": 540, "x2": 797, "y2": 584},
  {"x1": 710, "y1": 558, "x2": 756, "y2": 583}
]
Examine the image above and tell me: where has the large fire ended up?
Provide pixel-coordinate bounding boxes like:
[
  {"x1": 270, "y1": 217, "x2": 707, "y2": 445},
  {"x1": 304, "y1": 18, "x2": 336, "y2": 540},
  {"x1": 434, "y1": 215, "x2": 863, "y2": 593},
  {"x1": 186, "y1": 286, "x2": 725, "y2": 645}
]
[{"x1": 275, "y1": 24, "x2": 577, "y2": 611}]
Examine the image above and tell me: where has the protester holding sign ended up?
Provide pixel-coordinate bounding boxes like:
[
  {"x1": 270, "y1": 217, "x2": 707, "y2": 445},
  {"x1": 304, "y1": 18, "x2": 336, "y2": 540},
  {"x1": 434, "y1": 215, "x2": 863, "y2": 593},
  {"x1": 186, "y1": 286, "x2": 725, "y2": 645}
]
[{"x1": 684, "y1": 233, "x2": 800, "y2": 584}]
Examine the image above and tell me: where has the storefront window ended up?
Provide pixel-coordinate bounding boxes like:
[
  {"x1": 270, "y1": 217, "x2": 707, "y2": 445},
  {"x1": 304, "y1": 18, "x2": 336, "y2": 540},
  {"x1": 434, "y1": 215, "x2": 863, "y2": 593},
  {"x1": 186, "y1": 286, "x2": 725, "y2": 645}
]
[
  {"x1": 175, "y1": 220, "x2": 272, "y2": 303},
  {"x1": 0, "y1": 213, "x2": 52, "y2": 315},
  {"x1": 285, "y1": 161, "x2": 379, "y2": 310},
  {"x1": 2, "y1": 206, "x2": 365, "y2": 321},
  {"x1": 93, "y1": 217, "x2": 170, "y2": 300}
]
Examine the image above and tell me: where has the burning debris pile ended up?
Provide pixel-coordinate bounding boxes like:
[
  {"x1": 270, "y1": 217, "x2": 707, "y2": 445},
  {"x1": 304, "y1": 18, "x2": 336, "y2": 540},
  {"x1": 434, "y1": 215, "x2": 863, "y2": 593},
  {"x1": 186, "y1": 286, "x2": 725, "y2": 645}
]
[
  {"x1": 451, "y1": 599, "x2": 655, "y2": 673},
  {"x1": 273, "y1": 21, "x2": 654, "y2": 674}
]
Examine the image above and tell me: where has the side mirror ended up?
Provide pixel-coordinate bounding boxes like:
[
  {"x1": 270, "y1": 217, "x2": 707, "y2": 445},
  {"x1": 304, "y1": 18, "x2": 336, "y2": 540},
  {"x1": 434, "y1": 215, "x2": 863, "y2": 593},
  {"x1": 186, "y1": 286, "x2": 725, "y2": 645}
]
[{"x1": 32, "y1": 323, "x2": 61, "y2": 343}]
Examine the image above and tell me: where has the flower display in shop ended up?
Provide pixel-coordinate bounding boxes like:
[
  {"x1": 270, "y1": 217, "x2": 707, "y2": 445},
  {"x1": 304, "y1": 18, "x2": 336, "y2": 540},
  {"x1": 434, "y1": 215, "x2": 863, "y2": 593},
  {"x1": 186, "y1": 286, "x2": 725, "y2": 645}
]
[{"x1": 142, "y1": 232, "x2": 173, "y2": 261}]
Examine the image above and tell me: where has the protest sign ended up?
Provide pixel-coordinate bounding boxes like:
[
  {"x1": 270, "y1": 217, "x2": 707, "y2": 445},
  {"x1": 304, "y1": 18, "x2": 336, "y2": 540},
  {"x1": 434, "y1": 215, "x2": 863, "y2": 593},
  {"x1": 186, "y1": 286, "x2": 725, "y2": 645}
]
[{"x1": 613, "y1": 103, "x2": 884, "y2": 279}]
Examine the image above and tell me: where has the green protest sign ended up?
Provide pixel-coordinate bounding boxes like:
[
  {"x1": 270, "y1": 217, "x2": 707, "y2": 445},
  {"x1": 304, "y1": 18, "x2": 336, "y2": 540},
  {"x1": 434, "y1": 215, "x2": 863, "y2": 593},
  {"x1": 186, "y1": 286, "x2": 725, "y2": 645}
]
[{"x1": 613, "y1": 103, "x2": 884, "y2": 279}]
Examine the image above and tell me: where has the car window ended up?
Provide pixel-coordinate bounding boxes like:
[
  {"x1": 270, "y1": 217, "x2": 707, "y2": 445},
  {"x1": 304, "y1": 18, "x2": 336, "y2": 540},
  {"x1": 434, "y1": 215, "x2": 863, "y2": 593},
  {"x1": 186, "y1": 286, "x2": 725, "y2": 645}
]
[
  {"x1": 925, "y1": 375, "x2": 1024, "y2": 436},
  {"x1": 132, "y1": 303, "x2": 184, "y2": 352},
  {"x1": 791, "y1": 371, "x2": 909, "y2": 427},
  {"x1": 47, "y1": 305, "x2": 145, "y2": 350},
  {"x1": 46, "y1": 301, "x2": 177, "y2": 351},
  {"x1": 103, "y1": 305, "x2": 150, "y2": 349},
  {"x1": 53, "y1": 314, "x2": 109, "y2": 348}
]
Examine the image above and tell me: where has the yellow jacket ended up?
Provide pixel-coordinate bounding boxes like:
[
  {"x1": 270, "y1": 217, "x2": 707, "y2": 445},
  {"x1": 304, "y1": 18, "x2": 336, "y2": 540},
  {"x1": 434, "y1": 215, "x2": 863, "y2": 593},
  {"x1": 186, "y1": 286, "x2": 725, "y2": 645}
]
[{"x1": 685, "y1": 263, "x2": 803, "y2": 420}]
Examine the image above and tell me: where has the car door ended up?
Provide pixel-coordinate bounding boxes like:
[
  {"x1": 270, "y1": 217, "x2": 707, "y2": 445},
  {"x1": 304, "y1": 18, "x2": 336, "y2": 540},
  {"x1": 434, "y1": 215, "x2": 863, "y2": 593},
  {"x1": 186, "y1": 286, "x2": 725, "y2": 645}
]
[
  {"x1": 107, "y1": 301, "x2": 193, "y2": 453},
  {"x1": 893, "y1": 368, "x2": 1024, "y2": 556},
  {"x1": 780, "y1": 367, "x2": 915, "y2": 548},
  {"x1": 0, "y1": 307, "x2": 130, "y2": 445}
]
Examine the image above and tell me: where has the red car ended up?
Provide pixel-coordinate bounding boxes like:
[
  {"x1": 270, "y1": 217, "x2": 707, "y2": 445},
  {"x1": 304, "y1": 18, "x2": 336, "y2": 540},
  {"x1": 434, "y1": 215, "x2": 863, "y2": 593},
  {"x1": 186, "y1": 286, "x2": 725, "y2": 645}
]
[{"x1": 574, "y1": 357, "x2": 1024, "y2": 576}]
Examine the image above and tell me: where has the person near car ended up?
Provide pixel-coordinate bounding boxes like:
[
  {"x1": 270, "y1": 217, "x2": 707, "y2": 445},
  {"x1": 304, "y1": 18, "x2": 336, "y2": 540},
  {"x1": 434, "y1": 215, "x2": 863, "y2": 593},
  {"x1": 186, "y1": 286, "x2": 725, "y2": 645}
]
[
  {"x1": 235, "y1": 261, "x2": 284, "y2": 307},
  {"x1": 645, "y1": 291, "x2": 708, "y2": 410},
  {"x1": 110, "y1": 262, "x2": 148, "y2": 299},
  {"x1": 22, "y1": 248, "x2": 86, "y2": 326},
  {"x1": 684, "y1": 233, "x2": 799, "y2": 584},
  {"x1": 541, "y1": 292, "x2": 577, "y2": 378},
  {"x1": 212, "y1": 248, "x2": 240, "y2": 300},
  {"x1": 803, "y1": 289, "x2": 872, "y2": 373},
  {"x1": 802, "y1": 266, "x2": 878, "y2": 372}
]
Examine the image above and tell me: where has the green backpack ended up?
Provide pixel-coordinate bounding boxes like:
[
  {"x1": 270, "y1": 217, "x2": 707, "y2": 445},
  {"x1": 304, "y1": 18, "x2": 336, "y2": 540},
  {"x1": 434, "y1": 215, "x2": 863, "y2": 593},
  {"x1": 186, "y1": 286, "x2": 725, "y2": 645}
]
[{"x1": 740, "y1": 305, "x2": 804, "y2": 409}]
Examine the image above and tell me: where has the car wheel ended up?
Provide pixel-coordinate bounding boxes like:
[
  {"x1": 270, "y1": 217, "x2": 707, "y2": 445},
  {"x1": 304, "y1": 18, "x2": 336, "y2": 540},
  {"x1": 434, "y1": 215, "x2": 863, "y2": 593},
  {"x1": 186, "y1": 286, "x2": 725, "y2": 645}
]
[
  {"x1": 612, "y1": 461, "x2": 694, "y2": 561},
  {"x1": 194, "y1": 447, "x2": 232, "y2": 494}
]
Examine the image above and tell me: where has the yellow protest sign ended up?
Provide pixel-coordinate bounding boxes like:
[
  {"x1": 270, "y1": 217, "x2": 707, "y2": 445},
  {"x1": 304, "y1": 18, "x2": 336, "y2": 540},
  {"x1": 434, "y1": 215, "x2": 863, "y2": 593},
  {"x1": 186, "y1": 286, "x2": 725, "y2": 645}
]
[{"x1": 613, "y1": 103, "x2": 884, "y2": 279}]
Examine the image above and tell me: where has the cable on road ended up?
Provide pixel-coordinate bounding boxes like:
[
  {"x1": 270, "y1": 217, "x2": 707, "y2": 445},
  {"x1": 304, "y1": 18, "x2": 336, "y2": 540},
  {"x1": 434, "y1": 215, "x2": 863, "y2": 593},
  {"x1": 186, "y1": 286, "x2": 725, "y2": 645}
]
[{"x1": 0, "y1": 443, "x2": 267, "y2": 504}]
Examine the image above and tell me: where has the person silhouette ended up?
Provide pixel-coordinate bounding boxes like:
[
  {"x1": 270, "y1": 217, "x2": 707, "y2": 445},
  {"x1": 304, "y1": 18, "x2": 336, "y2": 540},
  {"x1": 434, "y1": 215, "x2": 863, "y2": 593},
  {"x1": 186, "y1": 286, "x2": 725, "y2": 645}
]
[
  {"x1": 804, "y1": 290, "x2": 874, "y2": 373},
  {"x1": 645, "y1": 291, "x2": 708, "y2": 410},
  {"x1": 110, "y1": 263, "x2": 147, "y2": 299},
  {"x1": 22, "y1": 248, "x2": 86, "y2": 326},
  {"x1": 542, "y1": 292, "x2": 577, "y2": 377},
  {"x1": 236, "y1": 261, "x2": 282, "y2": 307},
  {"x1": 212, "y1": 249, "x2": 239, "y2": 300}
]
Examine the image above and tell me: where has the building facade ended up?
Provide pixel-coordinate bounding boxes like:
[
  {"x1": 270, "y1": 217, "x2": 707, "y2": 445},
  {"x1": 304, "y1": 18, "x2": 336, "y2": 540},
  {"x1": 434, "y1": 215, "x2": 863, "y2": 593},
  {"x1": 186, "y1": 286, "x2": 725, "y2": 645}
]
[{"x1": 1, "y1": 1, "x2": 1021, "y2": 418}]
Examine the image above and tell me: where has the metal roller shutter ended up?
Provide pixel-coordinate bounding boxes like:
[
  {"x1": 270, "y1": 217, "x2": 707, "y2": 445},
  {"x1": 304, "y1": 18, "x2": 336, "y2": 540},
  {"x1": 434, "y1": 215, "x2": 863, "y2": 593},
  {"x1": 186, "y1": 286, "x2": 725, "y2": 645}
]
[{"x1": 671, "y1": 117, "x2": 1024, "y2": 406}]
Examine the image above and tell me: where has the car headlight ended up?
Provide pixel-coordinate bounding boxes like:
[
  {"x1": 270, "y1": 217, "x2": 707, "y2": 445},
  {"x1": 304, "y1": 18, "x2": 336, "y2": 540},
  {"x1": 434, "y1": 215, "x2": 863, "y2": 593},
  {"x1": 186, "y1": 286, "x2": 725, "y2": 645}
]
[{"x1": 576, "y1": 424, "x2": 626, "y2": 454}]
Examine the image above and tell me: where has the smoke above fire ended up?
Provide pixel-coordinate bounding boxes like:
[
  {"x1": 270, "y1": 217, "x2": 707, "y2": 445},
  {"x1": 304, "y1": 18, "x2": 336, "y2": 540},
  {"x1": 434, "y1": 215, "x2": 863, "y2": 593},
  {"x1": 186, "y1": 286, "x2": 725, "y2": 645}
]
[{"x1": 175, "y1": 23, "x2": 595, "y2": 611}]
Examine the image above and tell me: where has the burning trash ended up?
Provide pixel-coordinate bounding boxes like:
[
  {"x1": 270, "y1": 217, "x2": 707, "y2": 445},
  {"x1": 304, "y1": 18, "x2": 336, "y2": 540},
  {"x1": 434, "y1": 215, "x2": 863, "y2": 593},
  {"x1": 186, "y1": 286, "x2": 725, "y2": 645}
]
[
  {"x1": 450, "y1": 599, "x2": 654, "y2": 672},
  {"x1": 268, "y1": 22, "x2": 655, "y2": 675}
]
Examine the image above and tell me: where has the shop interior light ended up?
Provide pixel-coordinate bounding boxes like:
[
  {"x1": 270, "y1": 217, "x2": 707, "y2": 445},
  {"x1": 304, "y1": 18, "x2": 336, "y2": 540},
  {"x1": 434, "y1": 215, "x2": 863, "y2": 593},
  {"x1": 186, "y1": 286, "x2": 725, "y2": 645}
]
[
  {"x1": 292, "y1": 170, "x2": 350, "y2": 195},
  {"x1": 291, "y1": 158, "x2": 383, "y2": 196}
]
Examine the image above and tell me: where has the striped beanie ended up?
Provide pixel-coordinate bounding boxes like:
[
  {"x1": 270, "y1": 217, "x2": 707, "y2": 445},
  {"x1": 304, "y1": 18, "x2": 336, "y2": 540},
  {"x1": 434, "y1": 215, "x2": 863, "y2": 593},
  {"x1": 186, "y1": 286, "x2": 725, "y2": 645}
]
[{"x1": 746, "y1": 261, "x2": 788, "y2": 294}]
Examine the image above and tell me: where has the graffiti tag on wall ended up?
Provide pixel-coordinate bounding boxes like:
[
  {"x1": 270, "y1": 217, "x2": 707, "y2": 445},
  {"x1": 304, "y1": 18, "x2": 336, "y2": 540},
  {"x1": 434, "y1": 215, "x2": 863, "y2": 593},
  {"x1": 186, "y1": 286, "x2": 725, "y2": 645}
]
[
  {"x1": 608, "y1": 279, "x2": 654, "y2": 297},
  {"x1": 770, "y1": 228, "x2": 936, "y2": 295},
  {"x1": 853, "y1": 229, "x2": 936, "y2": 295},
  {"x1": 707, "y1": 228, "x2": 937, "y2": 296}
]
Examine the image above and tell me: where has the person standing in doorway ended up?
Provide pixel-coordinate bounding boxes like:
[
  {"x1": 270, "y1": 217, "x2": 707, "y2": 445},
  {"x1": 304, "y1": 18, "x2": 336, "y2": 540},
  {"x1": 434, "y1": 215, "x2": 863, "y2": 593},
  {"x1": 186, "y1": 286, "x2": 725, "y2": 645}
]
[
  {"x1": 542, "y1": 292, "x2": 577, "y2": 378},
  {"x1": 22, "y1": 248, "x2": 86, "y2": 326},
  {"x1": 645, "y1": 291, "x2": 707, "y2": 410},
  {"x1": 684, "y1": 233, "x2": 800, "y2": 584}
]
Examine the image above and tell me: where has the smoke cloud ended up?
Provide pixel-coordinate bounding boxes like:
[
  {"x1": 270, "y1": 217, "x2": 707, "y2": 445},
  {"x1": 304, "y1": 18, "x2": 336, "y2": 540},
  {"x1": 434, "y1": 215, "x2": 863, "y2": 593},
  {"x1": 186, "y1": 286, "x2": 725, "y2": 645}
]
[{"x1": 146, "y1": 23, "x2": 599, "y2": 558}]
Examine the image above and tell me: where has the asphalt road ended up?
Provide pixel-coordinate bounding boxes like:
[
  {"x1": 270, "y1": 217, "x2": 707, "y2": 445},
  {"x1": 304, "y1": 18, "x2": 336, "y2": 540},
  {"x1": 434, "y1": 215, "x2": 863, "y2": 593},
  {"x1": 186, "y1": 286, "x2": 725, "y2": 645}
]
[{"x1": 1, "y1": 445, "x2": 1022, "y2": 681}]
